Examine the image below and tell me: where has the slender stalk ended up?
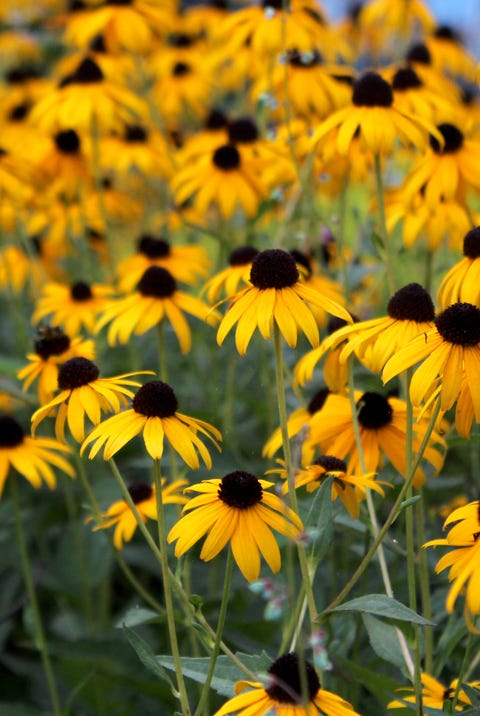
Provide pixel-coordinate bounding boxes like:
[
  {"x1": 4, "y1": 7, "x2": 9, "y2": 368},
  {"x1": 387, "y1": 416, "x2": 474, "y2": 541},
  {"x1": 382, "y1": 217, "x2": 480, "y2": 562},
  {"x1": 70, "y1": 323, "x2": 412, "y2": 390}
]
[
  {"x1": 193, "y1": 549, "x2": 233, "y2": 716},
  {"x1": 153, "y1": 459, "x2": 191, "y2": 716},
  {"x1": 451, "y1": 633, "x2": 475, "y2": 710},
  {"x1": 374, "y1": 153, "x2": 396, "y2": 295},
  {"x1": 346, "y1": 358, "x2": 414, "y2": 678},
  {"x1": 416, "y1": 497, "x2": 433, "y2": 674},
  {"x1": 403, "y1": 368, "x2": 423, "y2": 715},
  {"x1": 323, "y1": 396, "x2": 442, "y2": 612},
  {"x1": 11, "y1": 479, "x2": 62, "y2": 716},
  {"x1": 273, "y1": 324, "x2": 317, "y2": 625}
]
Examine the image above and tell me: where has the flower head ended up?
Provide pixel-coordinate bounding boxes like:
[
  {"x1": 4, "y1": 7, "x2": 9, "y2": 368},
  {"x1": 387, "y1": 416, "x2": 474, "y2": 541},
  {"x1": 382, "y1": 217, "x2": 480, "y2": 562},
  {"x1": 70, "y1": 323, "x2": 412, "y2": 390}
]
[
  {"x1": 217, "y1": 248, "x2": 351, "y2": 354},
  {"x1": 96, "y1": 266, "x2": 217, "y2": 352},
  {"x1": 383, "y1": 302, "x2": 480, "y2": 437},
  {"x1": 18, "y1": 325, "x2": 95, "y2": 405},
  {"x1": 0, "y1": 413, "x2": 74, "y2": 497},
  {"x1": 424, "y1": 500, "x2": 480, "y2": 630},
  {"x1": 437, "y1": 227, "x2": 480, "y2": 309},
  {"x1": 93, "y1": 479, "x2": 188, "y2": 550},
  {"x1": 213, "y1": 651, "x2": 362, "y2": 715},
  {"x1": 81, "y1": 380, "x2": 221, "y2": 467},
  {"x1": 31, "y1": 357, "x2": 147, "y2": 443},
  {"x1": 32, "y1": 280, "x2": 114, "y2": 336},
  {"x1": 388, "y1": 672, "x2": 480, "y2": 711},
  {"x1": 168, "y1": 470, "x2": 302, "y2": 582}
]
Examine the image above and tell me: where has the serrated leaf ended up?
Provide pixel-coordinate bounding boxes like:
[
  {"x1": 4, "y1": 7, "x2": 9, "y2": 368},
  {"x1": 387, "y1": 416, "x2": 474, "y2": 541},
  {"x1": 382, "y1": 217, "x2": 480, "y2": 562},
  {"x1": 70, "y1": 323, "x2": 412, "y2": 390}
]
[
  {"x1": 123, "y1": 626, "x2": 174, "y2": 688},
  {"x1": 329, "y1": 594, "x2": 435, "y2": 626},
  {"x1": 116, "y1": 607, "x2": 162, "y2": 628},
  {"x1": 157, "y1": 652, "x2": 271, "y2": 697},
  {"x1": 362, "y1": 613, "x2": 406, "y2": 671}
]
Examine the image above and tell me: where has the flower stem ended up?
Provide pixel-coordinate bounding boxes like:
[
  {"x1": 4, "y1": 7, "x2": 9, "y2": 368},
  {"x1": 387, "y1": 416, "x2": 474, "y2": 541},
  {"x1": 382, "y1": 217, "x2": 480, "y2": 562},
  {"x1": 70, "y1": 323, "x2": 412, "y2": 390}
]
[
  {"x1": 11, "y1": 478, "x2": 62, "y2": 716},
  {"x1": 273, "y1": 324, "x2": 317, "y2": 625},
  {"x1": 153, "y1": 459, "x2": 191, "y2": 716},
  {"x1": 323, "y1": 395, "x2": 442, "y2": 613},
  {"x1": 374, "y1": 153, "x2": 396, "y2": 295},
  {"x1": 346, "y1": 358, "x2": 414, "y2": 678},
  {"x1": 193, "y1": 549, "x2": 233, "y2": 716}
]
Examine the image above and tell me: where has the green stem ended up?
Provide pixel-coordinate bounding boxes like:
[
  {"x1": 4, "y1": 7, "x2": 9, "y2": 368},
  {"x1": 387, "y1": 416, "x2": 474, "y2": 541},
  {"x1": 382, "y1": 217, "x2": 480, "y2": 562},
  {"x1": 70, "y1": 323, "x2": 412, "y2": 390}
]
[
  {"x1": 346, "y1": 358, "x2": 414, "y2": 678},
  {"x1": 451, "y1": 633, "x2": 475, "y2": 710},
  {"x1": 193, "y1": 550, "x2": 233, "y2": 716},
  {"x1": 153, "y1": 459, "x2": 191, "y2": 716},
  {"x1": 403, "y1": 368, "x2": 423, "y2": 715},
  {"x1": 11, "y1": 479, "x2": 62, "y2": 716},
  {"x1": 273, "y1": 324, "x2": 317, "y2": 625},
  {"x1": 322, "y1": 396, "x2": 442, "y2": 613},
  {"x1": 416, "y1": 496, "x2": 433, "y2": 674},
  {"x1": 374, "y1": 153, "x2": 395, "y2": 295}
]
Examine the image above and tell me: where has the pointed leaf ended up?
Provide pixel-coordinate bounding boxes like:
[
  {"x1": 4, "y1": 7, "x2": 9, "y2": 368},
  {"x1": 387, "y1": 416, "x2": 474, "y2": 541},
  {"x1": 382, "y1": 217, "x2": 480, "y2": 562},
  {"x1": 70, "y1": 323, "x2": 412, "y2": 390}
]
[
  {"x1": 330, "y1": 594, "x2": 435, "y2": 626},
  {"x1": 123, "y1": 626, "x2": 174, "y2": 688}
]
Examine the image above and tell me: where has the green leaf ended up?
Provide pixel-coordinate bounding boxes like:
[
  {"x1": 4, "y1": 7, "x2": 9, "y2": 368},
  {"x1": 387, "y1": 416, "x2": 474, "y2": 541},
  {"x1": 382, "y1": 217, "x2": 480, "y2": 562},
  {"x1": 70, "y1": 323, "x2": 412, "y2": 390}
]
[
  {"x1": 329, "y1": 594, "x2": 435, "y2": 626},
  {"x1": 334, "y1": 654, "x2": 400, "y2": 705},
  {"x1": 123, "y1": 626, "x2": 174, "y2": 688},
  {"x1": 306, "y1": 475, "x2": 333, "y2": 562},
  {"x1": 362, "y1": 613, "x2": 406, "y2": 671},
  {"x1": 157, "y1": 652, "x2": 271, "y2": 697},
  {"x1": 399, "y1": 496, "x2": 422, "y2": 510},
  {"x1": 116, "y1": 607, "x2": 162, "y2": 628}
]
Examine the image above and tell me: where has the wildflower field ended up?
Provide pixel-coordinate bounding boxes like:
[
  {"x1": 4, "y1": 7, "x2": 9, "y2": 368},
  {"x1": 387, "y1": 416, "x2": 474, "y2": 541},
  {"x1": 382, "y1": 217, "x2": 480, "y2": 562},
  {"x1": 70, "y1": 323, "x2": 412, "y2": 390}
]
[{"x1": 2, "y1": 0, "x2": 480, "y2": 714}]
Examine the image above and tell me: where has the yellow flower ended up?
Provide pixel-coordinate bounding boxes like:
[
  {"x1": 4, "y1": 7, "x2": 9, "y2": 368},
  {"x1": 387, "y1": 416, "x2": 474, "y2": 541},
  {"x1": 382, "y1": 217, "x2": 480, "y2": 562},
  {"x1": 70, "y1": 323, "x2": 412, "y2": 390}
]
[
  {"x1": 93, "y1": 479, "x2": 188, "y2": 550},
  {"x1": 116, "y1": 235, "x2": 211, "y2": 293},
  {"x1": 81, "y1": 380, "x2": 221, "y2": 468},
  {"x1": 18, "y1": 325, "x2": 95, "y2": 405},
  {"x1": 388, "y1": 672, "x2": 480, "y2": 710},
  {"x1": 32, "y1": 280, "x2": 114, "y2": 336},
  {"x1": 31, "y1": 358, "x2": 147, "y2": 443},
  {"x1": 213, "y1": 652, "x2": 362, "y2": 715},
  {"x1": 424, "y1": 501, "x2": 480, "y2": 631},
  {"x1": 217, "y1": 249, "x2": 351, "y2": 355},
  {"x1": 96, "y1": 266, "x2": 217, "y2": 352},
  {"x1": 0, "y1": 413, "x2": 74, "y2": 498},
  {"x1": 437, "y1": 227, "x2": 480, "y2": 309},
  {"x1": 167, "y1": 471, "x2": 302, "y2": 582},
  {"x1": 202, "y1": 245, "x2": 259, "y2": 303},
  {"x1": 305, "y1": 391, "x2": 446, "y2": 488},
  {"x1": 311, "y1": 71, "x2": 441, "y2": 157},
  {"x1": 30, "y1": 56, "x2": 147, "y2": 133},
  {"x1": 383, "y1": 303, "x2": 480, "y2": 438}
]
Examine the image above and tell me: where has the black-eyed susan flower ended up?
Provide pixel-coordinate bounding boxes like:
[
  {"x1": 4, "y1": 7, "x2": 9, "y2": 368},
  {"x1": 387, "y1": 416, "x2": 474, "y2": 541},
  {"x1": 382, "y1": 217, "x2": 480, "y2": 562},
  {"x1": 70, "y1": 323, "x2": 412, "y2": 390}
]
[
  {"x1": 0, "y1": 413, "x2": 74, "y2": 498},
  {"x1": 438, "y1": 227, "x2": 480, "y2": 309},
  {"x1": 116, "y1": 234, "x2": 211, "y2": 293},
  {"x1": 389, "y1": 65, "x2": 456, "y2": 122},
  {"x1": 81, "y1": 380, "x2": 221, "y2": 467},
  {"x1": 217, "y1": 249, "x2": 351, "y2": 355},
  {"x1": 278, "y1": 455, "x2": 386, "y2": 519},
  {"x1": 401, "y1": 122, "x2": 480, "y2": 207},
  {"x1": 385, "y1": 187, "x2": 474, "y2": 252},
  {"x1": 310, "y1": 70, "x2": 441, "y2": 157},
  {"x1": 426, "y1": 25, "x2": 477, "y2": 81},
  {"x1": 31, "y1": 357, "x2": 147, "y2": 443},
  {"x1": 213, "y1": 651, "x2": 362, "y2": 715},
  {"x1": 383, "y1": 302, "x2": 480, "y2": 438},
  {"x1": 63, "y1": 0, "x2": 174, "y2": 55},
  {"x1": 359, "y1": 0, "x2": 435, "y2": 39},
  {"x1": 17, "y1": 325, "x2": 95, "y2": 405},
  {"x1": 96, "y1": 266, "x2": 216, "y2": 352},
  {"x1": 263, "y1": 387, "x2": 331, "y2": 459},
  {"x1": 171, "y1": 142, "x2": 269, "y2": 219},
  {"x1": 388, "y1": 672, "x2": 480, "y2": 711},
  {"x1": 32, "y1": 280, "x2": 114, "y2": 336},
  {"x1": 305, "y1": 391, "x2": 446, "y2": 487},
  {"x1": 32, "y1": 128, "x2": 93, "y2": 198},
  {"x1": 202, "y1": 245, "x2": 259, "y2": 303},
  {"x1": 97, "y1": 123, "x2": 174, "y2": 181},
  {"x1": 167, "y1": 470, "x2": 302, "y2": 582},
  {"x1": 424, "y1": 500, "x2": 480, "y2": 631},
  {"x1": 302, "y1": 283, "x2": 436, "y2": 376},
  {"x1": 30, "y1": 56, "x2": 147, "y2": 133},
  {"x1": 92, "y1": 479, "x2": 188, "y2": 550}
]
